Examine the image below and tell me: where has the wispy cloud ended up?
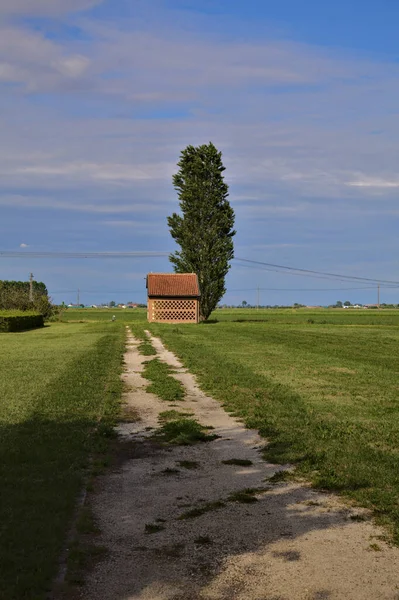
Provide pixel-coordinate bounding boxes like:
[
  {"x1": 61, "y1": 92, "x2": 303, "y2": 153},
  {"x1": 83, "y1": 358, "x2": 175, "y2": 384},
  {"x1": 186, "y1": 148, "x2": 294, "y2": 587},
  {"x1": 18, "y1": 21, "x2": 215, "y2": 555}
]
[
  {"x1": 2, "y1": 0, "x2": 399, "y2": 302},
  {"x1": 0, "y1": 25, "x2": 92, "y2": 91},
  {"x1": 12, "y1": 161, "x2": 173, "y2": 183},
  {"x1": 0, "y1": 0, "x2": 103, "y2": 17},
  {"x1": 0, "y1": 194, "x2": 167, "y2": 214},
  {"x1": 346, "y1": 176, "x2": 399, "y2": 189},
  {"x1": 102, "y1": 220, "x2": 160, "y2": 230},
  {"x1": 1, "y1": 7, "x2": 399, "y2": 199}
]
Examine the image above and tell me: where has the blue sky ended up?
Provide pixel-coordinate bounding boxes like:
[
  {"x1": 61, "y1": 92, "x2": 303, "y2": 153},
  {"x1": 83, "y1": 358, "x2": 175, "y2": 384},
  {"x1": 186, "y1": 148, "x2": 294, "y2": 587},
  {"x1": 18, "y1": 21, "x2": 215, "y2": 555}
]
[{"x1": 1, "y1": 0, "x2": 399, "y2": 306}]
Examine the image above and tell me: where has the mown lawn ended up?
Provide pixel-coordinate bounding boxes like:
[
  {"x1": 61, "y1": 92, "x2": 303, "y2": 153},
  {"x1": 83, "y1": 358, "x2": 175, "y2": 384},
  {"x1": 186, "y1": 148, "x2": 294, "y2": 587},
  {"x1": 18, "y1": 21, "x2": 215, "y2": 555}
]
[
  {"x1": 61, "y1": 306, "x2": 399, "y2": 326},
  {"x1": 0, "y1": 322, "x2": 125, "y2": 599},
  {"x1": 148, "y1": 316, "x2": 399, "y2": 543},
  {"x1": 213, "y1": 307, "x2": 399, "y2": 326},
  {"x1": 61, "y1": 308, "x2": 147, "y2": 322}
]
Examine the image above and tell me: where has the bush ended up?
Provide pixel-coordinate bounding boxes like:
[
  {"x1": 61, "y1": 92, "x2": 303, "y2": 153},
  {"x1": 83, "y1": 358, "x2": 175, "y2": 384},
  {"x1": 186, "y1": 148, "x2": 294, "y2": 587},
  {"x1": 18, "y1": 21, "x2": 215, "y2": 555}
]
[
  {"x1": 0, "y1": 312, "x2": 44, "y2": 332},
  {"x1": 32, "y1": 295, "x2": 56, "y2": 320},
  {"x1": 0, "y1": 280, "x2": 53, "y2": 318}
]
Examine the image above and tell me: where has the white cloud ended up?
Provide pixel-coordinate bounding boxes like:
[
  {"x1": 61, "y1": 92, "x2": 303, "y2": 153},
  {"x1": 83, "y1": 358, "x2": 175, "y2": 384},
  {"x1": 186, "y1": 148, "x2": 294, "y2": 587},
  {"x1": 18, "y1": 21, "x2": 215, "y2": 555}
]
[
  {"x1": 0, "y1": 0, "x2": 102, "y2": 17},
  {"x1": 0, "y1": 194, "x2": 167, "y2": 214},
  {"x1": 103, "y1": 220, "x2": 156, "y2": 228},
  {"x1": 1, "y1": 5, "x2": 399, "y2": 210},
  {"x1": 57, "y1": 56, "x2": 91, "y2": 78},
  {"x1": 249, "y1": 243, "x2": 305, "y2": 249},
  {"x1": 19, "y1": 242, "x2": 28, "y2": 247},
  {"x1": 242, "y1": 203, "x2": 311, "y2": 216},
  {"x1": 346, "y1": 176, "x2": 399, "y2": 189},
  {"x1": 11, "y1": 160, "x2": 174, "y2": 184},
  {"x1": 0, "y1": 26, "x2": 92, "y2": 91}
]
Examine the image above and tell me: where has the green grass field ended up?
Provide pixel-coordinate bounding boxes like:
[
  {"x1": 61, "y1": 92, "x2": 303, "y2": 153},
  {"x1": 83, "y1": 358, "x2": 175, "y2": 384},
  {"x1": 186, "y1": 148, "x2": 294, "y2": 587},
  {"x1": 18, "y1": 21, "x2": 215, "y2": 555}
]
[
  {"x1": 3, "y1": 307, "x2": 399, "y2": 597},
  {"x1": 147, "y1": 310, "x2": 399, "y2": 543},
  {"x1": 61, "y1": 307, "x2": 147, "y2": 322},
  {"x1": 214, "y1": 307, "x2": 399, "y2": 325},
  {"x1": 0, "y1": 322, "x2": 125, "y2": 599},
  {"x1": 61, "y1": 306, "x2": 399, "y2": 326}
]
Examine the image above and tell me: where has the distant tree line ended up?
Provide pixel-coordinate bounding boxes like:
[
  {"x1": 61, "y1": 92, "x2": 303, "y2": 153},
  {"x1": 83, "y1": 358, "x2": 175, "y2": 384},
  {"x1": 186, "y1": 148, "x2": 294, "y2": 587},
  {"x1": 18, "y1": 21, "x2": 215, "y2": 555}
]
[
  {"x1": 217, "y1": 301, "x2": 399, "y2": 309},
  {"x1": 0, "y1": 280, "x2": 54, "y2": 318},
  {"x1": 329, "y1": 300, "x2": 399, "y2": 309}
]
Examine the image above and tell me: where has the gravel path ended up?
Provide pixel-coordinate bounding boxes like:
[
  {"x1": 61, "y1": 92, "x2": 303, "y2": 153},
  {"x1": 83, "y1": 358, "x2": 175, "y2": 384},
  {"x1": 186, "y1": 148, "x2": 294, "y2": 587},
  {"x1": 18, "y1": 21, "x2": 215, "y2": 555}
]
[{"x1": 79, "y1": 327, "x2": 399, "y2": 600}]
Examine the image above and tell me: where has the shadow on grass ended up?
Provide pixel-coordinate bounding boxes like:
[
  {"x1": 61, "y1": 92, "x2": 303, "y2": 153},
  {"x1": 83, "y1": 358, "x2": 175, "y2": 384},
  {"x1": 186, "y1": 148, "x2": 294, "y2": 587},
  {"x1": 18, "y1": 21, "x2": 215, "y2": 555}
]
[
  {"x1": 0, "y1": 415, "x2": 105, "y2": 600},
  {"x1": 233, "y1": 318, "x2": 270, "y2": 323},
  {"x1": 0, "y1": 323, "x2": 125, "y2": 600}
]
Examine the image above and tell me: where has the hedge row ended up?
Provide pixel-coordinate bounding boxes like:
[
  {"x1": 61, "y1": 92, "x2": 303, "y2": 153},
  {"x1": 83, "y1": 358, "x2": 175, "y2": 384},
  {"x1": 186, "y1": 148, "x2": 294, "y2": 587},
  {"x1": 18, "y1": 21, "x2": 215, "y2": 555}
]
[{"x1": 0, "y1": 313, "x2": 44, "y2": 332}]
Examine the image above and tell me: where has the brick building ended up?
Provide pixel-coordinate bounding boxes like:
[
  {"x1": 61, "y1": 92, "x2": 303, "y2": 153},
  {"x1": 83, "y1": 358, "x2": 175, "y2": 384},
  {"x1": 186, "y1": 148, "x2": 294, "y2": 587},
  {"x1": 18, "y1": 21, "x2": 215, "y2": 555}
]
[{"x1": 146, "y1": 273, "x2": 200, "y2": 323}]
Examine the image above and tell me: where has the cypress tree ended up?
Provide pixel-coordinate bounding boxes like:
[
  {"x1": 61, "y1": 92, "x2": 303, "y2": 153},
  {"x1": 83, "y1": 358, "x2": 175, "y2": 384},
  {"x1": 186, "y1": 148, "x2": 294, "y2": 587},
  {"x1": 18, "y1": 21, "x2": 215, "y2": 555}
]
[{"x1": 167, "y1": 142, "x2": 236, "y2": 320}]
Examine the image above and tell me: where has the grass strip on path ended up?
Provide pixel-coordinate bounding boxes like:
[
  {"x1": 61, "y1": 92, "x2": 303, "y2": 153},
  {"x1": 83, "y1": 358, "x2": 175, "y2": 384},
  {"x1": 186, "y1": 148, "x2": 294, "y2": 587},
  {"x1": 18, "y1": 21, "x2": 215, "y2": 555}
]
[
  {"x1": 129, "y1": 322, "x2": 151, "y2": 341},
  {"x1": 156, "y1": 416, "x2": 217, "y2": 445},
  {"x1": 149, "y1": 318, "x2": 399, "y2": 544},
  {"x1": 130, "y1": 322, "x2": 186, "y2": 402},
  {"x1": 143, "y1": 358, "x2": 185, "y2": 402},
  {"x1": 129, "y1": 324, "x2": 157, "y2": 356},
  {"x1": 159, "y1": 410, "x2": 194, "y2": 422},
  {"x1": 0, "y1": 322, "x2": 125, "y2": 599},
  {"x1": 138, "y1": 339, "x2": 157, "y2": 356}
]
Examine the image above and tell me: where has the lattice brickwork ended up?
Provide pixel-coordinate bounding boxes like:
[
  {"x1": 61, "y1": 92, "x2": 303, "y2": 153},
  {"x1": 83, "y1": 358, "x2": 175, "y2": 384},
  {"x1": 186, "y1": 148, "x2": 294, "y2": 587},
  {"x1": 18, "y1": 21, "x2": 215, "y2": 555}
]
[{"x1": 150, "y1": 299, "x2": 198, "y2": 323}]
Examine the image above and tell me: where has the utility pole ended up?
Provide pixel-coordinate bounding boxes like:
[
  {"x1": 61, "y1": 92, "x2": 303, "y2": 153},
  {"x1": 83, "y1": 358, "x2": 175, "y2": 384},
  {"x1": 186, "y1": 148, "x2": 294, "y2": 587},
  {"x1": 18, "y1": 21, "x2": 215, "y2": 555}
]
[
  {"x1": 257, "y1": 286, "x2": 260, "y2": 311},
  {"x1": 77, "y1": 288, "x2": 80, "y2": 307},
  {"x1": 377, "y1": 284, "x2": 380, "y2": 309},
  {"x1": 29, "y1": 273, "x2": 34, "y2": 302}
]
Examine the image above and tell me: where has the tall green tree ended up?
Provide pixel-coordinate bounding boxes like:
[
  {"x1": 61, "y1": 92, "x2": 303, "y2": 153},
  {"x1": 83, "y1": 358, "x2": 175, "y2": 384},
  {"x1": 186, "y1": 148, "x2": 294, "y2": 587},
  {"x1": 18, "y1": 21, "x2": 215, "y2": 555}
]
[{"x1": 167, "y1": 142, "x2": 236, "y2": 320}]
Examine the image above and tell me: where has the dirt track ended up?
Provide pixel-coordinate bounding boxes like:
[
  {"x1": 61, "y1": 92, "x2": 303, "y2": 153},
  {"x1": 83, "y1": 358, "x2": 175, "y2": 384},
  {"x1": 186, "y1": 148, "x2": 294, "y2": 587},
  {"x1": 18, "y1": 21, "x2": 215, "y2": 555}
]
[{"x1": 79, "y1": 327, "x2": 399, "y2": 600}]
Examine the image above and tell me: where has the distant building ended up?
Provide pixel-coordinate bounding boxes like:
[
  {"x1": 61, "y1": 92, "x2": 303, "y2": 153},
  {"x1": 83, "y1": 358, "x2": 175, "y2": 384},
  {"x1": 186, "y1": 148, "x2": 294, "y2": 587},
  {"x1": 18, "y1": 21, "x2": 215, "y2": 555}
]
[{"x1": 146, "y1": 273, "x2": 200, "y2": 324}]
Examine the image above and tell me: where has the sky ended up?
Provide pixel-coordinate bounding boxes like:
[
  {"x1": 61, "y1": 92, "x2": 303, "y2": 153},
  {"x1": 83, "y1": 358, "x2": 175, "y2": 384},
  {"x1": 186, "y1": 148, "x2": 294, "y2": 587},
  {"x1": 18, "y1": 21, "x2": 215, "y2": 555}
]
[{"x1": 1, "y1": 0, "x2": 399, "y2": 307}]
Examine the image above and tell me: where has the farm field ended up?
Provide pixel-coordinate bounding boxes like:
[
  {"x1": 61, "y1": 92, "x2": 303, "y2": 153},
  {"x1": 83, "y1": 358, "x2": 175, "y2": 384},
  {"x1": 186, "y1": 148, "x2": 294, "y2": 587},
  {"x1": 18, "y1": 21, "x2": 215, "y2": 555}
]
[
  {"x1": 3, "y1": 308, "x2": 399, "y2": 597},
  {"x1": 61, "y1": 306, "x2": 399, "y2": 326},
  {"x1": 148, "y1": 311, "x2": 399, "y2": 543},
  {"x1": 0, "y1": 322, "x2": 125, "y2": 599},
  {"x1": 214, "y1": 307, "x2": 399, "y2": 325},
  {"x1": 61, "y1": 307, "x2": 147, "y2": 322}
]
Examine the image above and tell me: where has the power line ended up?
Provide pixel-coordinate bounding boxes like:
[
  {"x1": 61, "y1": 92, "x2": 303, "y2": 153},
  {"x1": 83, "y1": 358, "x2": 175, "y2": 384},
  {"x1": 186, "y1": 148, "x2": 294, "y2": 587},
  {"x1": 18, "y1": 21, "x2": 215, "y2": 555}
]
[
  {"x1": 228, "y1": 286, "x2": 395, "y2": 292},
  {"x1": 234, "y1": 262, "x2": 365, "y2": 282},
  {"x1": 2, "y1": 249, "x2": 398, "y2": 287},
  {"x1": 51, "y1": 285, "x2": 396, "y2": 296},
  {"x1": 0, "y1": 251, "x2": 169, "y2": 258},
  {"x1": 234, "y1": 257, "x2": 399, "y2": 286}
]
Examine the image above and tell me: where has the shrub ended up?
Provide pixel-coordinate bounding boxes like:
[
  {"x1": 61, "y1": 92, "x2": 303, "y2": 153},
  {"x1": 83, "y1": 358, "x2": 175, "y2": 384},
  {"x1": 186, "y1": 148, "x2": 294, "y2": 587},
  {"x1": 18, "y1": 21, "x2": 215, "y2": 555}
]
[{"x1": 0, "y1": 312, "x2": 44, "y2": 332}]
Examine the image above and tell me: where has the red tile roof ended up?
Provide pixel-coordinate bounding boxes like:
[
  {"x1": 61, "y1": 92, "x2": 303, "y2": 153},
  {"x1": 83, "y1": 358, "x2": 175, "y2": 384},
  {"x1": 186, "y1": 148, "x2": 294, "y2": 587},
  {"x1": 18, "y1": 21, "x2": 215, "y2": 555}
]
[{"x1": 147, "y1": 273, "x2": 200, "y2": 297}]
